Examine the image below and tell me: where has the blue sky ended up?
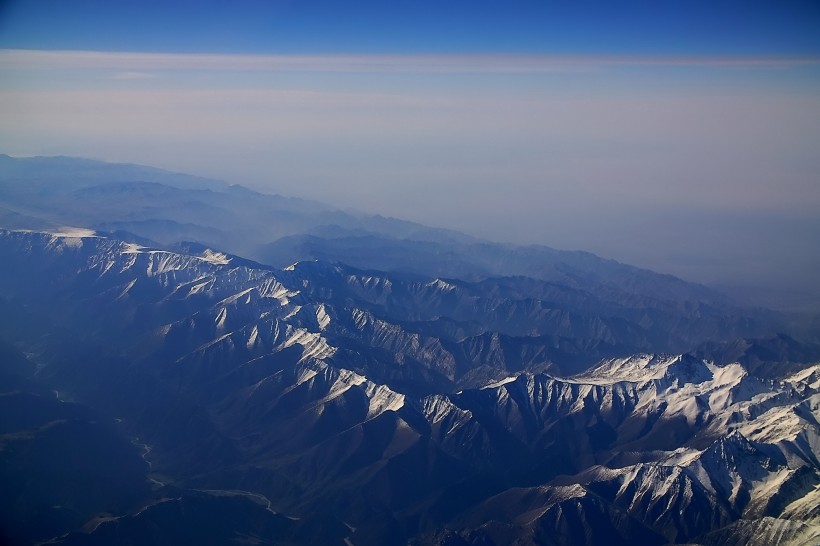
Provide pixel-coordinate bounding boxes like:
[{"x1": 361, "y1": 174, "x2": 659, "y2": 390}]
[
  {"x1": 1, "y1": 1, "x2": 820, "y2": 308},
  {"x1": 2, "y1": 1, "x2": 820, "y2": 55}
]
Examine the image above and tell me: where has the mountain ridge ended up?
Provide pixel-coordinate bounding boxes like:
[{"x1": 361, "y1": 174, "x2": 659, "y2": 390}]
[
  {"x1": 0, "y1": 153, "x2": 817, "y2": 545},
  {"x1": 0, "y1": 154, "x2": 761, "y2": 311},
  {"x1": 0, "y1": 227, "x2": 817, "y2": 544}
]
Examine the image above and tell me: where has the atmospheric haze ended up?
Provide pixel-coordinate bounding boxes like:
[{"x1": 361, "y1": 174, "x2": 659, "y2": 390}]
[{"x1": 1, "y1": 2, "x2": 820, "y2": 312}]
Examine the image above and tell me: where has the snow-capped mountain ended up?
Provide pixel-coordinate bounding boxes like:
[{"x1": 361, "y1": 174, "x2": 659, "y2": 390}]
[{"x1": 0, "y1": 228, "x2": 817, "y2": 545}]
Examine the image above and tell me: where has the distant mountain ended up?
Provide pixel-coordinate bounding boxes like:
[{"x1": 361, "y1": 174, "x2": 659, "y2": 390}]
[
  {"x1": 696, "y1": 334, "x2": 820, "y2": 379},
  {"x1": 0, "y1": 154, "x2": 470, "y2": 263},
  {"x1": 0, "y1": 229, "x2": 817, "y2": 545},
  {"x1": 0, "y1": 153, "x2": 227, "y2": 190},
  {"x1": 0, "y1": 154, "x2": 772, "y2": 321}
]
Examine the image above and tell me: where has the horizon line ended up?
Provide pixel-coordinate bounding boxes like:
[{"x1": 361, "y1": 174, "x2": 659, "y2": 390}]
[{"x1": 3, "y1": 48, "x2": 820, "y2": 73}]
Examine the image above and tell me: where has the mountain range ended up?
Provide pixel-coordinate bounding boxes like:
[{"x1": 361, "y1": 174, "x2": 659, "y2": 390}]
[{"x1": 0, "y1": 155, "x2": 819, "y2": 545}]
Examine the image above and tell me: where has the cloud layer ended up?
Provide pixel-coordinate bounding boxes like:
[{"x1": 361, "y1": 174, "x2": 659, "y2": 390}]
[{"x1": 3, "y1": 49, "x2": 819, "y2": 73}]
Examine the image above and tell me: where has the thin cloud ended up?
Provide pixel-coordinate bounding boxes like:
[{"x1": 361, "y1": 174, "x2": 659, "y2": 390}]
[
  {"x1": 108, "y1": 71, "x2": 156, "y2": 80},
  {"x1": 1, "y1": 49, "x2": 818, "y2": 74}
]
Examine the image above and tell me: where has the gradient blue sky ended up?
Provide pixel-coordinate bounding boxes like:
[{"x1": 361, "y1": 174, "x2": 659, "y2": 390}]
[
  {"x1": 2, "y1": 1, "x2": 820, "y2": 309},
  {"x1": 2, "y1": 1, "x2": 820, "y2": 55}
]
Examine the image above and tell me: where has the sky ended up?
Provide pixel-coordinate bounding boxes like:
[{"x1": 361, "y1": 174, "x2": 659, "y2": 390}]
[{"x1": 1, "y1": 1, "x2": 820, "y2": 310}]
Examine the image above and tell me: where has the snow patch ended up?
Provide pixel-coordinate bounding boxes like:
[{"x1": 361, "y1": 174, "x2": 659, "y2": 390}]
[
  {"x1": 283, "y1": 328, "x2": 336, "y2": 361},
  {"x1": 364, "y1": 383, "x2": 406, "y2": 418},
  {"x1": 428, "y1": 278, "x2": 457, "y2": 292},
  {"x1": 215, "y1": 307, "x2": 228, "y2": 329},
  {"x1": 316, "y1": 304, "x2": 331, "y2": 330},
  {"x1": 200, "y1": 249, "x2": 230, "y2": 265},
  {"x1": 246, "y1": 325, "x2": 259, "y2": 350},
  {"x1": 482, "y1": 375, "x2": 519, "y2": 390},
  {"x1": 50, "y1": 227, "x2": 98, "y2": 239},
  {"x1": 122, "y1": 242, "x2": 145, "y2": 254}
]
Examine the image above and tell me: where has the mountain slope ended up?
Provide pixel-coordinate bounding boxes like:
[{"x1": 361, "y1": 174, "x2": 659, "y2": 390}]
[{"x1": 0, "y1": 228, "x2": 817, "y2": 544}]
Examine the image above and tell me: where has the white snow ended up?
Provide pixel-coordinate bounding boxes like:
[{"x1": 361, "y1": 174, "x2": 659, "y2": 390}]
[
  {"x1": 428, "y1": 278, "x2": 457, "y2": 292},
  {"x1": 364, "y1": 382, "x2": 406, "y2": 418},
  {"x1": 316, "y1": 304, "x2": 331, "y2": 330},
  {"x1": 282, "y1": 327, "x2": 336, "y2": 362},
  {"x1": 200, "y1": 249, "x2": 230, "y2": 265},
  {"x1": 50, "y1": 227, "x2": 98, "y2": 238},
  {"x1": 246, "y1": 325, "x2": 259, "y2": 350},
  {"x1": 786, "y1": 364, "x2": 820, "y2": 391},
  {"x1": 482, "y1": 375, "x2": 520, "y2": 389},
  {"x1": 569, "y1": 354, "x2": 668, "y2": 384},
  {"x1": 215, "y1": 307, "x2": 228, "y2": 329},
  {"x1": 122, "y1": 242, "x2": 144, "y2": 254}
]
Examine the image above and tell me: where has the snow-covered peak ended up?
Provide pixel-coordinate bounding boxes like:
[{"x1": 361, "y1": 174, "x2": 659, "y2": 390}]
[
  {"x1": 428, "y1": 278, "x2": 457, "y2": 292},
  {"x1": 569, "y1": 353, "x2": 672, "y2": 384},
  {"x1": 785, "y1": 364, "x2": 820, "y2": 392},
  {"x1": 49, "y1": 227, "x2": 99, "y2": 238},
  {"x1": 200, "y1": 249, "x2": 230, "y2": 265},
  {"x1": 570, "y1": 354, "x2": 712, "y2": 386},
  {"x1": 701, "y1": 430, "x2": 768, "y2": 468}
]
